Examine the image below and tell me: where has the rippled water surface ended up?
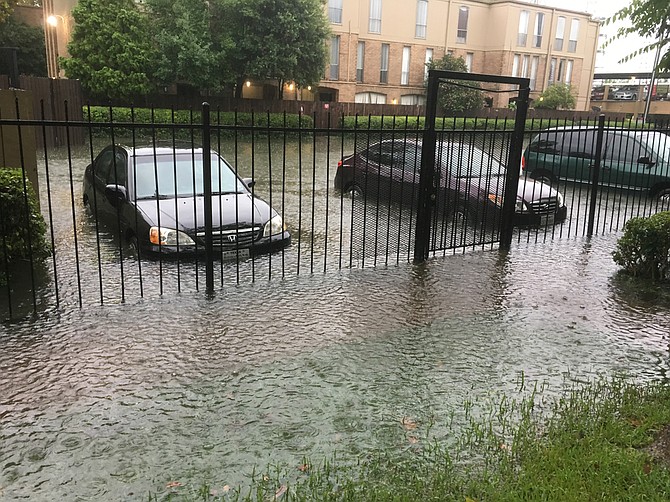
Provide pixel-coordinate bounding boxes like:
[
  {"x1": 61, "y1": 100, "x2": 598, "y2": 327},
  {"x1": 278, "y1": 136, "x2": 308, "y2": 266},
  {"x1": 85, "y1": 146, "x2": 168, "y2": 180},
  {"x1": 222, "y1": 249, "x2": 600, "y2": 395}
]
[{"x1": 1, "y1": 231, "x2": 669, "y2": 500}]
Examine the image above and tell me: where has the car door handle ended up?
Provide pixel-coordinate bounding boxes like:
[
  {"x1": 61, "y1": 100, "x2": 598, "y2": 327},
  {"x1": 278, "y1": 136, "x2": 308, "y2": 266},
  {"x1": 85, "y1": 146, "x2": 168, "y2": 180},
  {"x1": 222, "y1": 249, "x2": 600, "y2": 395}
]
[{"x1": 588, "y1": 163, "x2": 610, "y2": 170}]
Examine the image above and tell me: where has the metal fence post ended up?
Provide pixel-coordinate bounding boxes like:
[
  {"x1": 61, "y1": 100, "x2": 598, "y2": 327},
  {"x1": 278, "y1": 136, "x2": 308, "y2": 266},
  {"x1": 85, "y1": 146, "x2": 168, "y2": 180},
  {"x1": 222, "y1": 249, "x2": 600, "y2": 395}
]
[
  {"x1": 202, "y1": 102, "x2": 214, "y2": 292},
  {"x1": 587, "y1": 114, "x2": 606, "y2": 237},
  {"x1": 413, "y1": 70, "x2": 439, "y2": 263},
  {"x1": 500, "y1": 85, "x2": 530, "y2": 251}
]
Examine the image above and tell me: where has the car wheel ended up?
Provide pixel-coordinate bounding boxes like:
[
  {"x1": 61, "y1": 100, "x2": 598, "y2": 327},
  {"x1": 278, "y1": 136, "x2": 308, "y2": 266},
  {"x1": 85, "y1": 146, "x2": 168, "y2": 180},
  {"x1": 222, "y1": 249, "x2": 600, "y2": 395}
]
[
  {"x1": 451, "y1": 203, "x2": 471, "y2": 247},
  {"x1": 344, "y1": 183, "x2": 363, "y2": 198},
  {"x1": 128, "y1": 234, "x2": 140, "y2": 256},
  {"x1": 655, "y1": 187, "x2": 670, "y2": 208},
  {"x1": 632, "y1": 94, "x2": 638, "y2": 100},
  {"x1": 530, "y1": 171, "x2": 556, "y2": 186}
]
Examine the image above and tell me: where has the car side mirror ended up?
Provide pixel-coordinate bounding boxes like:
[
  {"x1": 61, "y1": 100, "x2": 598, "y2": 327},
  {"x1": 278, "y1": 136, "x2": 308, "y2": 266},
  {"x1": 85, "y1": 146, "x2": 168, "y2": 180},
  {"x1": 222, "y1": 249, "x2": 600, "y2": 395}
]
[
  {"x1": 638, "y1": 156, "x2": 656, "y2": 167},
  {"x1": 242, "y1": 177, "x2": 255, "y2": 189},
  {"x1": 105, "y1": 184, "x2": 127, "y2": 206}
]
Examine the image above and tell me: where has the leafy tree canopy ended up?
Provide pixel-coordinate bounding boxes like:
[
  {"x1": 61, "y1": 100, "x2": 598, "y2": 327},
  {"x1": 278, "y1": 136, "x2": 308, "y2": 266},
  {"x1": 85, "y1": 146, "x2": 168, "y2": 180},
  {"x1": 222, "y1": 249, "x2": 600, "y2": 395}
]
[
  {"x1": 0, "y1": 16, "x2": 46, "y2": 76},
  {"x1": 217, "y1": 0, "x2": 330, "y2": 97},
  {"x1": 145, "y1": 0, "x2": 218, "y2": 90},
  {"x1": 61, "y1": 0, "x2": 155, "y2": 101},
  {"x1": 534, "y1": 84, "x2": 576, "y2": 110},
  {"x1": 425, "y1": 55, "x2": 484, "y2": 115},
  {"x1": 604, "y1": 0, "x2": 670, "y2": 72}
]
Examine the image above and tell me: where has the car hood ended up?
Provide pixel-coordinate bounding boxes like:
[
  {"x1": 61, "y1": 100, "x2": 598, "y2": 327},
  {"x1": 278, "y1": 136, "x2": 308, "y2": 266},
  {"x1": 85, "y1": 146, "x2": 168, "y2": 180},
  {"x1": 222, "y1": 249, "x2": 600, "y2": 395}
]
[
  {"x1": 517, "y1": 178, "x2": 558, "y2": 202},
  {"x1": 135, "y1": 193, "x2": 274, "y2": 231}
]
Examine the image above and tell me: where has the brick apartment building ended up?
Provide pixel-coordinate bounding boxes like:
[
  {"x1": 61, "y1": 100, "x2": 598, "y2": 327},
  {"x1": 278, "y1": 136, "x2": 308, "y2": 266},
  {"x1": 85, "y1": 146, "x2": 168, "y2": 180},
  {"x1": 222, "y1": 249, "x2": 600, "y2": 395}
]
[{"x1": 317, "y1": 0, "x2": 600, "y2": 110}]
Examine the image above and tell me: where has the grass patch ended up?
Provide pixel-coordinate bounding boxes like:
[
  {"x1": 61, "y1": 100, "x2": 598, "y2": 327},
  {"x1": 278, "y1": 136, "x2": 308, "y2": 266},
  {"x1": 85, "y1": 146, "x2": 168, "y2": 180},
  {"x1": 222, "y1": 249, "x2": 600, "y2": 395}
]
[{"x1": 151, "y1": 377, "x2": 670, "y2": 501}]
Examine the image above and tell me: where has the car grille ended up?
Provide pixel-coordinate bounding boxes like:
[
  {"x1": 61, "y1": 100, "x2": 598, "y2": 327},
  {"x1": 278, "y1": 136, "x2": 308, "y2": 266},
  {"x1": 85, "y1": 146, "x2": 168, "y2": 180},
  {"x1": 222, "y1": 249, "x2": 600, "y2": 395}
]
[
  {"x1": 196, "y1": 226, "x2": 263, "y2": 249},
  {"x1": 527, "y1": 197, "x2": 559, "y2": 215}
]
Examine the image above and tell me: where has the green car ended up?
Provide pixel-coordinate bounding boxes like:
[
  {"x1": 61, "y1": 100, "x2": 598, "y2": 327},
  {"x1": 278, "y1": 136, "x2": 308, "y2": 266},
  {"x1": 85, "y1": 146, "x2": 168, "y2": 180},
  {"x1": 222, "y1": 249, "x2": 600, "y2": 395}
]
[{"x1": 522, "y1": 127, "x2": 670, "y2": 203}]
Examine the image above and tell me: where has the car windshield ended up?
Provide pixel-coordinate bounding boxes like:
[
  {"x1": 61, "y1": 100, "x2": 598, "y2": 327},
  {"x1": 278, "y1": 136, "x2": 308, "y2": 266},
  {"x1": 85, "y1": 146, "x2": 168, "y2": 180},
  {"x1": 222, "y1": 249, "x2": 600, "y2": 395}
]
[
  {"x1": 636, "y1": 131, "x2": 670, "y2": 163},
  {"x1": 132, "y1": 153, "x2": 247, "y2": 199},
  {"x1": 438, "y1": 143, "x2": 506, "y2": 178}
]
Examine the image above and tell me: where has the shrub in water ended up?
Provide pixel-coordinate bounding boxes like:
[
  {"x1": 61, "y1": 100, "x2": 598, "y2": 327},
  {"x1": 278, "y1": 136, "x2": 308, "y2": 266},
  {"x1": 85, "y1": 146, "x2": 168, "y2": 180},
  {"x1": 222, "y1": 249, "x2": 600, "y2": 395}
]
[
  {"x1": 612, "y1": 211, "x2": 670, "y2": 281},
  {"x1": 0, "y1": 168, "x2": 50, "y2": 277}
]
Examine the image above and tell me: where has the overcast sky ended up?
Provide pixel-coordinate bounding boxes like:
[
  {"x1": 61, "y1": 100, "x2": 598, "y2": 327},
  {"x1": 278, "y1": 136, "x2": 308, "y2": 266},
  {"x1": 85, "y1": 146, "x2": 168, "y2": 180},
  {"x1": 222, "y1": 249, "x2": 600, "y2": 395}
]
[{"x1": 539, "y1": 0, "x2": 656, "y2": 73}]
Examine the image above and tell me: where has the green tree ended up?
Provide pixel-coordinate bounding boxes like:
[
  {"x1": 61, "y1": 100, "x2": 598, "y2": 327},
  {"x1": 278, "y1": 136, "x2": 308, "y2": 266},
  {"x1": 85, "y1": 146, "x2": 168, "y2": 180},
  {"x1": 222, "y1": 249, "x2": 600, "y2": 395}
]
[
  {"x1": 425, "y1": 55, "x2": 483, "y2": 115},
  {"x1": 145, "y1": 0, "x2": 218, "y2": 91},
  {"x1": 604, "y1": 0, "x2": 670, "y2": 72},
  {"x1": 534, "y1": 84, "x2": 576, "y2": 110},
  {"x1": 0, "y1": 16, "x2": 46, "y2": 76},
  {"x1": 215, "y1": 0, "x2": 330, "y2": 98},
  {"x1": 60, "y1": 0, "x2": 155, "y2": 101}
]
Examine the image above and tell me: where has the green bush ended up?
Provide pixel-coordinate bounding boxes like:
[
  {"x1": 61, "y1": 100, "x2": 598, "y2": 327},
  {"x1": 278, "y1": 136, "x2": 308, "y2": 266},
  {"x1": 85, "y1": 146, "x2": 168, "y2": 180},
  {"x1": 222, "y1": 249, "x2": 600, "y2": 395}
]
[
  {"x1": 612, "y1": 211, "x2": 670, "y2": 281},
  {"x1": 84, "y1": 106, "x2": 313, "y2": 140},
  {"x1": 0, "y1": 168, "x2": 50, "y2": 275}
]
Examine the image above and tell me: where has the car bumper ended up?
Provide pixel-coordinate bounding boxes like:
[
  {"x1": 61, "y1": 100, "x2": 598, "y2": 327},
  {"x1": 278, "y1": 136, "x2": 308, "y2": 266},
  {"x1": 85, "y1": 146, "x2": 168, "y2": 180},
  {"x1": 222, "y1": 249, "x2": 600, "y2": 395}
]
[
  {"x1": 140, "y1": 230, "x2": 291, "y2": 258},
  {"x1": 514, "y1": 205, "x2": 567, "y2": 226}
]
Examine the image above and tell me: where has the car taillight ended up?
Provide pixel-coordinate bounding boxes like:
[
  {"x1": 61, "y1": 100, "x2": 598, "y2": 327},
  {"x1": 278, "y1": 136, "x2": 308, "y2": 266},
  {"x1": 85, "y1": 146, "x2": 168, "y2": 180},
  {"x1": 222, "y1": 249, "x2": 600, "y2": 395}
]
[
  {"x1": 337, "y1": 160, "x2": 343, "y2": 168},
  {"x1": 521, "y1": 154, "x2": 526, "y2": 171}
]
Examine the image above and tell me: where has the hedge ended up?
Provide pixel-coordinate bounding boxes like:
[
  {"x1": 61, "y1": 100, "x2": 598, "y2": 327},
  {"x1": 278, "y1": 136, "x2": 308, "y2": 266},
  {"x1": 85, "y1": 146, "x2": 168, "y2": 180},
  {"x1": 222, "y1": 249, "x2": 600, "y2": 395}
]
[
  {"x1": 612, "y1": 211, "x2": 670, "y2": 281},
  {"x1": 0, "y1": 168, "x2": 50, "y2": 283}
]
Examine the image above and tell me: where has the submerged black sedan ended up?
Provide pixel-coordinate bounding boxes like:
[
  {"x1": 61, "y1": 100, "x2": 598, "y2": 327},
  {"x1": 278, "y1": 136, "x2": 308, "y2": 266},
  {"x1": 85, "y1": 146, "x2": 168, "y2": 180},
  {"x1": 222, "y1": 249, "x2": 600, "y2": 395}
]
[{"x1": 83, "y1": 145, "x2": 290, "y2": 257}]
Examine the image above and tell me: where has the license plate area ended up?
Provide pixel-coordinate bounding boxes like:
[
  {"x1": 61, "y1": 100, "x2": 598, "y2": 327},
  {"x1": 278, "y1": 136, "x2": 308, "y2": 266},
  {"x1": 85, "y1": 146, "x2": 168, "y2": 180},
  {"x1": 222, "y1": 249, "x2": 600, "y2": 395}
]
[{"x1": 221, "y1": 248, "x2": 250, "y2": 261}]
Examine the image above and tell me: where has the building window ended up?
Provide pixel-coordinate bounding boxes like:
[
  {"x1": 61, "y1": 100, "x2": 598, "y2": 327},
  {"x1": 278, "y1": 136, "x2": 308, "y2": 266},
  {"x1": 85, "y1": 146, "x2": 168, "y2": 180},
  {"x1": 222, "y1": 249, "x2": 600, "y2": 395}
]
[
  {"x1": 457, "y1": 6, "x2": 468, "y2": 43},
  {"x1": 518, "y1": 10, "x2": 529, "y2": 46},
  {"x1": 549, "y1": 57, "x2": 557, "y2": 84},
  {"x1": 565, "y1": 60, "x2": 573, "y2": 84},
  {"x1": 534, "y1": 12, "x2": 544, "y2": 48},
  {"x1": 357, "y1": 42, "x2": 365, "y2": 82},
  {"x1": 328, "y1": 0, "x2": 343, "y2": 24},
  {"x1": 369, "y1": 0, "x2": 382, "y2": 33},
  {"x1": 521, "y1": 55, "x2": 529, "y2": 77},
  {"x1": 355, "y1": 92, "x2": 387, "y2": 104},
  {"x1": 329, "y1": 36, "x2": 340, "y2": 80},
  {"x1": 568, "y1": 19, "x2": 579, "y2": 52},
  {"x1": 465, "y1": 52, "x2": 473, "y2": 72},
  {"x1": 425, "y1": 47, "x2": 433, "y2": 78},
  {"x1": 416, "y1": 0, "x2": 428, "y2": 38},
  {"x1": 529, "y1": 55, "x2": 539, "y2": 90},
  {"x1": 557, "y1": 59, "x2": 565, "y2": 82},
  {"x1": 380, "y1": 43, "x2": 389, "y2": 83},
  {"x1": 401, "y1": 46, "x2": 411, "y2": 85},
  {"x1": 401, "y1": 94, "x2": 426, "y2": 105},
  {"x1": 554, "y1": 16, "x2": 565, "y2": 51},
  {"x1": 512, "y1": 54, "x2": 519, "y2": 77}
]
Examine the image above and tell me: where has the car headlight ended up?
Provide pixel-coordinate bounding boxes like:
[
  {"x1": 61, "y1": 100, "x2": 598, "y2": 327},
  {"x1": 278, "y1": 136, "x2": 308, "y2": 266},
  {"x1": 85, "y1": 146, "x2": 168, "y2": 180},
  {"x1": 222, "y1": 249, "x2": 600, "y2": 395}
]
[
  {"x1": 515, "y1": 197, "x2": 526, "y2": 213},
  {"x1": 263, "y1": 214, "x2": 285, "y2": 237},
  {"x1": 487, "y1": 194, "x2": 504, "y2": 207},
  {"x1": 149, "y1": 227, "x2": 195, "y2": 246},
  {"x1": 556, "y1": 191, "x2": 564, "y2": 207}
]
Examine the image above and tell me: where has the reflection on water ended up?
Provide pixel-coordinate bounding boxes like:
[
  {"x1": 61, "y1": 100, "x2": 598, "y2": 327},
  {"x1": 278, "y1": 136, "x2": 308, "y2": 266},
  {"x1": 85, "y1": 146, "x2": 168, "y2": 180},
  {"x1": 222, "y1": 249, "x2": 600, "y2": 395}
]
[{"x1": 1, "y1": 231, "x2": 669, "y2": 500}]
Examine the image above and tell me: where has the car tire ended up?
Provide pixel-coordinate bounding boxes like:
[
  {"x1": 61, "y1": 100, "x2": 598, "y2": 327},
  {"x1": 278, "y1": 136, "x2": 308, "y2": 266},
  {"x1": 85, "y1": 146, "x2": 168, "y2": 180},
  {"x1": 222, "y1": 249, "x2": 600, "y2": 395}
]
[
  {"x1": 632, "y1": 94, "x2": 638, "y2": 100},
  {"x1": 655, "y1": 187, "x2": 670, "y2": 208},
  {"x1": 530, "y1": 171, "x2": 556, "y2": 186},
  {"x1": 128, "y1": 234, "x2": 140, "y2": 256},
  {"x1": 344, "y1": 183, "x2": 364, "y2": 198}
]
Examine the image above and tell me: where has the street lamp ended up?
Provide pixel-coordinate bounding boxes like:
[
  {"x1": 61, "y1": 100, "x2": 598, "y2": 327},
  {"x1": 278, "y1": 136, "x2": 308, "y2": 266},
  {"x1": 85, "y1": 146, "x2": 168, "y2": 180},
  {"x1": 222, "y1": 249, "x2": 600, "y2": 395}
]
[{"x1": 45, "y1": 14, "x2": 68, "y2": 78}]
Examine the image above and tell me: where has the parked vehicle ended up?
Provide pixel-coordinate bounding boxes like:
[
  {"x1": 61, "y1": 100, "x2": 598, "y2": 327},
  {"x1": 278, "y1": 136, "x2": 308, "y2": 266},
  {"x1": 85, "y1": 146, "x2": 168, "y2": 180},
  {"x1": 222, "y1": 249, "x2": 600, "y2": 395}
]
[
  {"x1": 522, "y1": 127, "x2": 670, "y2": 202},
  {"x1": 613, "y1": 85, "x2": 643, "y2": 100},
  {"x1": 82, "y1": 145, "x2": 291, "y2": 257},
  {"x1": 590, "y1": 86, "x2": 615, "y2": 101},
  {"x1": 334, "y1": 140, "x2": 567, "y2": 227}
]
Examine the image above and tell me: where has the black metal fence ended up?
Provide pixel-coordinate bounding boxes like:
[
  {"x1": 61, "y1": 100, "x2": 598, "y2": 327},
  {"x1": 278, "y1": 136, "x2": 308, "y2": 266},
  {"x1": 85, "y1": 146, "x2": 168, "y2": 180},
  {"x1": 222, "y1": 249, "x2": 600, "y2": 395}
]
[{"x1": 1, "y1": 100, "x2": 670, "y2": 320}]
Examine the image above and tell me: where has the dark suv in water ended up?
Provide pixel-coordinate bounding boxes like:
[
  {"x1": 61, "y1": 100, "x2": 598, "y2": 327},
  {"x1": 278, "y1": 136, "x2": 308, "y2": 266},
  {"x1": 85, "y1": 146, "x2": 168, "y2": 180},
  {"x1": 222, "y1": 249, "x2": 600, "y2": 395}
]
[{"x1": 522, "y1": 127, "x2": 670, "y2": 203}]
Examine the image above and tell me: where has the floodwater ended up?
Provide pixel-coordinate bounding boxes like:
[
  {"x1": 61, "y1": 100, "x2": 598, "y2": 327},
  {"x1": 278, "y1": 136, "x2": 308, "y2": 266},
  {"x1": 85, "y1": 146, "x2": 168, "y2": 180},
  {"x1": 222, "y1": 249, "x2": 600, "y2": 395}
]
[{"x1": 1, "y1": 135, "x2": 669, "y2": 500}]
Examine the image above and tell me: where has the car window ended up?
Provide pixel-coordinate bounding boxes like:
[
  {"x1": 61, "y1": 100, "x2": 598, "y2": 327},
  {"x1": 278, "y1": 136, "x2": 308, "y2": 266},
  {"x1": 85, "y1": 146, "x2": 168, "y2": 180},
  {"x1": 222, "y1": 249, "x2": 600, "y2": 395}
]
[
  {"x1": 441, "y1": 143, "x2": 506, "y2": 178},
  {"x1": 106, "y1": 151, "x2": 127, "y2": 186},
  {"x1": 564, "y1": 129, "x2": 599, "y2": 159},
  {"x1": 94, "y1": 150, "x2": 114, "y2": 184},
  {"x1": 636, "y1": 131, "x2": 670, "y2": 163},
  {"x1": 528, "y1": 132, "x2": 562, "y2": 155},
  {"x1": 133, "y1": 153, "x2": 246, "y2": 199},
  {"x1": 365, "y1": 143, "x2": 397, "y2": 165},
  {"x1": 393, "y1": 145, "x2": 421, "y2": 173},
  {"x1": 606, "y1": 133, "x2": 648, "y2": 163}
]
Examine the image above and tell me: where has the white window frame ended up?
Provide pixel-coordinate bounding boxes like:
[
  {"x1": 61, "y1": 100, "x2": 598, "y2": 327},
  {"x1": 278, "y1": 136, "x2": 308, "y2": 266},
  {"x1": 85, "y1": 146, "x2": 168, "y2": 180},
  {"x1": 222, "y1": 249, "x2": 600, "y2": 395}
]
[
  {"x1": 329, "y1": 36, "x2": 340, "y2": 80},
  {"x1": 568, "y1": 19, "x2": 579, "y2": 52},
  {"x1": 533, "y1": 12, "x2": 544, "y2": 48},
  {"x1": 565, "y1": 60, "x2": 573, "y2": 85},
  {"x1": 328, "y1": 0, "x2": 343, "y2": 24},
  {"x1": 357, "y1": 42, "x2": 365, "y2": 82},
  {"x1": 521, "y1": 55, "x2": 529, "y2": 78},
  {"x1": 369, "y1": 0, "x2": 382, "y2": 33},
  {"x1": 380, "y1": 43, "x2": 389, "y2": 83},
  {"x1": 355, "y1": 92, "x2": 387, "y2": 104},
  {"x1": 517, "y1": 11, "x2": 529, "y2": 46},
  {"x1": 554, "y1": 16, "x2": 565, "y2": 51},
  {"x1": 401, "y1": 46, "x2": 411, "y2": 85},
  {"x1": 456, "y1": 6, "x2": 469, "y2": 43},
  {"x1": 416, "y1": 0, "x2": 428, "y2": 39},
  {"x1": 549, "y1": 57, "x2": 557, "y2": 84},
  {"x1": 529, "y1": 55, "x2": 539, "y2": 90},
  {"x1": 424, "y1": 48, "x2": 433, "y2": 78},
  {"x1": 512, "y1": 54, "x2": 520, "y2": 77},
  {"x1": 465, "y1": 52, "x2": 473, "y2": 72}
]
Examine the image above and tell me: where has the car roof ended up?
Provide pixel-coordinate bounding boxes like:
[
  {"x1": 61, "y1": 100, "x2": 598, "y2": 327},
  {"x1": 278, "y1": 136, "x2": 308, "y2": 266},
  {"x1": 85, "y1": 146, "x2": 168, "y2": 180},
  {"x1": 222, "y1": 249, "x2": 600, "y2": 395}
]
[{"x1": 110, "y1": 144, "x2": 207, "y2": 158}]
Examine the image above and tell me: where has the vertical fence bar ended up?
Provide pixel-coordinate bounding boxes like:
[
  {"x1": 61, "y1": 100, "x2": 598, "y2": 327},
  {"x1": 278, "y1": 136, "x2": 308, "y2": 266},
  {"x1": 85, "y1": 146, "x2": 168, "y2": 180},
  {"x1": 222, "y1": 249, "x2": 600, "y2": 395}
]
[
  {"x1": 202, "y1": 102, "x2": 214, "y2": 292},
  {"x1": 587, "y1": 115, "x2": 606, "y2": 237},
  {"x1": 500, "y1": 85, "x2": 530, "y2": 251},
  {"x1": 413, "y1": 70, "x2": 440, "y2": 263}
]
